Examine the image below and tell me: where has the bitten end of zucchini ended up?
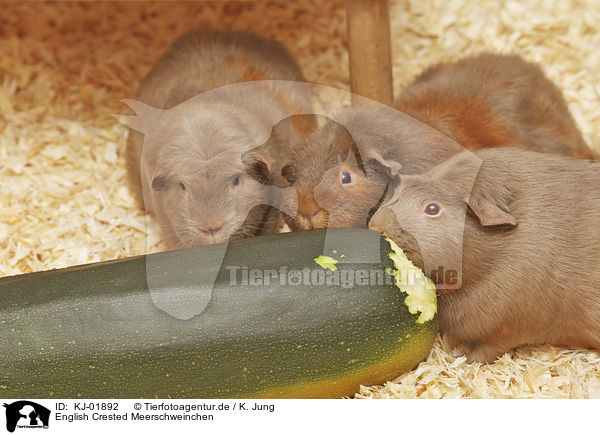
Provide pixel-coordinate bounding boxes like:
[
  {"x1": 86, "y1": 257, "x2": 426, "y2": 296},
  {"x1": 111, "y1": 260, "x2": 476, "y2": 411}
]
[{"x1": 385, "y1": 237, "x2": 437, "y2": 324}]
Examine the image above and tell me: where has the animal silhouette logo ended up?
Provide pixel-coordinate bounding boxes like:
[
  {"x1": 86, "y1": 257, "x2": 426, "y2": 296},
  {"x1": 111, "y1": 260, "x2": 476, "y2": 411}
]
[{"x1": 3, "y1": 401, "x2": 50, "y2": 433}]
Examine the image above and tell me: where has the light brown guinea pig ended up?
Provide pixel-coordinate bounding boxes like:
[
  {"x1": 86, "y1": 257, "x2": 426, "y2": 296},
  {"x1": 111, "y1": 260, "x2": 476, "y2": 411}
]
[
  {"x1": 369, "y1": 147, "x2": 600, "y2": 363},
  {"x1": 282, "y1": 53, "x2": 596, "y2": 232},
  {"x1": 124, "y1": 29, "x2": 315, "y2": 248}
]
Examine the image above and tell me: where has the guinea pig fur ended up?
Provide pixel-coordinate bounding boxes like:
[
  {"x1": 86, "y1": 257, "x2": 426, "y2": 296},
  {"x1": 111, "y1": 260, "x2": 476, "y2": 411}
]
[
  {"x1": 396, "y1": 53, "x2": 596, "y2": 159},
  {"x1": 124, "y1": 29, "x2": 315, "y2": 248},
  {"x1": 369, "y1": 147, "x2": 600, "y2": 363}
]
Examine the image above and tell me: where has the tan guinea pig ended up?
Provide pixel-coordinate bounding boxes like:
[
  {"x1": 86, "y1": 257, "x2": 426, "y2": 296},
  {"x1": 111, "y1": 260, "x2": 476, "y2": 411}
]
[
  {"x1": 124, "y1": 29, "x2": 315, "y2": 248},
  {"x1": 369, "y1": 147, "x2": 600, "y2": 363}
]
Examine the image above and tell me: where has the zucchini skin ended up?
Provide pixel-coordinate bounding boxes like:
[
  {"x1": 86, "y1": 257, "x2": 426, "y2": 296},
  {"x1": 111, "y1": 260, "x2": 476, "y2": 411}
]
[{"x1": 0, "y1": 228, "x2": 437, "y2": 398}]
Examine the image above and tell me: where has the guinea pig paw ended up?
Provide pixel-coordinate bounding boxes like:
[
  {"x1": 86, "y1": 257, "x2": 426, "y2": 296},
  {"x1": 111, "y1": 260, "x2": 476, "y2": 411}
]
[
  {"x1": 441, "y1": 333, "x2": 461, "y2": 351},
  {"x1": 466, "y1": 343, "x2": 506, "y2": 364}
]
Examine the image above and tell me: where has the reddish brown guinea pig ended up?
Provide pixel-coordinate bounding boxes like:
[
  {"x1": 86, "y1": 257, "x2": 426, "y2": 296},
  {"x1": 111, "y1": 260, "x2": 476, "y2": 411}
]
[
  {"x1": 395, "y1": 53, "x2": 595, "y2": 159},
  {"x1": 278, "y1": 109, "x2": 463, "y2": 230}
]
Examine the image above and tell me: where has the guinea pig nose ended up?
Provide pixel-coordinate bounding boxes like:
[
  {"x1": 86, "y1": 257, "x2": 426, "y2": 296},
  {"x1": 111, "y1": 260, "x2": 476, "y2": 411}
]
[
  {"x1": 369, "y1": 208, "x2": 397, "y2": 235},
  {"x1": 369, "y1": 222, "x2": 387, "y2": 238},
  {"x1": 298, "y1": 204, "x2": 323, "y2": 225},
  {"x1": 199, "y1": 225, "x2": 225, "y2": 238},
  {"x1": 296, "y1": 194, "x2": 329, "y2": 228}
]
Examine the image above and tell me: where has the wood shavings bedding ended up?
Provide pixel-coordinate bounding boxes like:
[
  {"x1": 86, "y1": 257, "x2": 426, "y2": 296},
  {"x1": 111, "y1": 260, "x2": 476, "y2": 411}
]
[{"x1": 1, "y1": 0, "x2": 598, "y2": 398}]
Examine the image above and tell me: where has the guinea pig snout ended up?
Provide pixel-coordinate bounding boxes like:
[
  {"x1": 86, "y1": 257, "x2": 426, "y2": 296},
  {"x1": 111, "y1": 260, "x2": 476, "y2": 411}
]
[
  {"x1": 296, "y1": 198, "x2": 329, "y2": 229},
  {"x1": 368, "y1": 207, "x2": 397, "y2": 236},
  {"x1": 369, "y1": 207, "x2": 423, "y2": 267},
  {"x1": 197, "y1": 222, "x2": 225, "y2": 239}
]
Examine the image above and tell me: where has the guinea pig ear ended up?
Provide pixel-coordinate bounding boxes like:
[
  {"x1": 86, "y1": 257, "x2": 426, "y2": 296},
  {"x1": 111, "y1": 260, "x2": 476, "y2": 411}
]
[
  {"x1": 467, "y1": 193, "x2": 517, "y2": 227},
  {"x1": 366, "y1": 149, "x2": 402, "y2": 179},
  {"x1": 114, "y1": 99, "x2": 163, "y2": 134},
  {"x1": 151, "y1": 172, "x2": 169, "y2": 191},
  {"x1": 241, "y1": 147, "x2": 272, "y2": 184}
]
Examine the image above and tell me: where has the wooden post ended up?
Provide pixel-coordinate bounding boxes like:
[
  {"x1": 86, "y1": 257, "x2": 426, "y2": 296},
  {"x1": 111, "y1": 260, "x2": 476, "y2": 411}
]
[{"x1": 346, "y1": 0, "x2": 393, "y2": 106}]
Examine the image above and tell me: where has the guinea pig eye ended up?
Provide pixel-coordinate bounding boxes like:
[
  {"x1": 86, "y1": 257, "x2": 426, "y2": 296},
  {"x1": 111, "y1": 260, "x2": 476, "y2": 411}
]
[
  {"x1": 178, "y1": 183, "x2": 186, "y2": 194},
  {"x1": 424, "y1": 202, "x2": 442, "y2": 217},
  {"x1": 232, "y1": 175, "x2": 241, "y2": 187},
  {"x1": 341, "y1": 170, "x2": 352, "y2": 185}
]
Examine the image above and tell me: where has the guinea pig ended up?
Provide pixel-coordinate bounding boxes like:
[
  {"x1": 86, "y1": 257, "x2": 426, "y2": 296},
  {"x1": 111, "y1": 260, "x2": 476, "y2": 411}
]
[
  {"x1": 279, "y1": 108, "x2": 464, "y2": 230},
  {"x1": 396, "y1": 53, "x2": 596, "y2": 159},
  {"x1": 369, "y1": 147, "x2": 600, "y2": 363},
  {"x1": 281, "y1": 53, "x2": 596, "y2": 232},
  {"x1": 123, "y1": 29, "x2": 315, "y2": 248}
]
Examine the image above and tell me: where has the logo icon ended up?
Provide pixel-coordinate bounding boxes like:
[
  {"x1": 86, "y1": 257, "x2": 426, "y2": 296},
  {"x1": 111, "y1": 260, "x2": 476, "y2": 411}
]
[{"x1": 3, "y1": 401, "x2": 50, "y2": 433}]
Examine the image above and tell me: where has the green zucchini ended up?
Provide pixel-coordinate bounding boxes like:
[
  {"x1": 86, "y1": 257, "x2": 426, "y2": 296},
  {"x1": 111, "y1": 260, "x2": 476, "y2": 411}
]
[{"x1": 0, "y1": 228, "x2": 437, "y2": 398}]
